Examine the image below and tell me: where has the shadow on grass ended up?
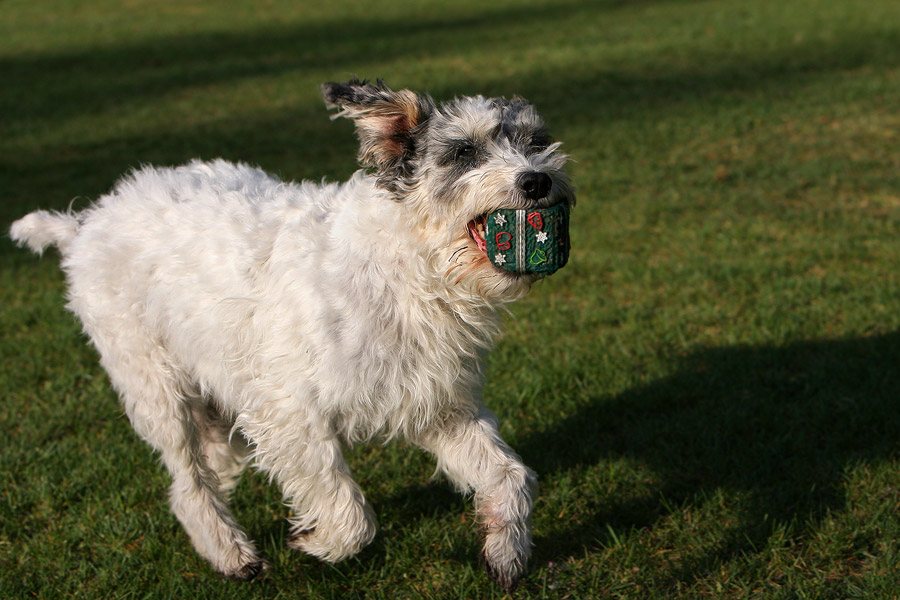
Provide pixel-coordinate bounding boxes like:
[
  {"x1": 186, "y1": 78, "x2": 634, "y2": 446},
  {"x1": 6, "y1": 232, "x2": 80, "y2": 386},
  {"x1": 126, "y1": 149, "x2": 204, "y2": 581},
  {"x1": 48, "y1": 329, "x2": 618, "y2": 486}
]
[
  {"x1": 0, "y1": 0, "x2": 643, "y2": 128},
  {"x1": 522, "y1": 332, "x2": 900, "y2": 580},
  {"x1": 4, "y1": 0, "x2": 899, "y2": 129}
]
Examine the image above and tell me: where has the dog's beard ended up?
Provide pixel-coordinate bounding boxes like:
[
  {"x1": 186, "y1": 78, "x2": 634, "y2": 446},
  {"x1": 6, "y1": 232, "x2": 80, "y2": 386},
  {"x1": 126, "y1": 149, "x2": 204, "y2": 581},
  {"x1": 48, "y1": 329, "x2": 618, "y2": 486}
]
[{"x1": 443, "y1": 232, "x2": 536, "y2": 303}]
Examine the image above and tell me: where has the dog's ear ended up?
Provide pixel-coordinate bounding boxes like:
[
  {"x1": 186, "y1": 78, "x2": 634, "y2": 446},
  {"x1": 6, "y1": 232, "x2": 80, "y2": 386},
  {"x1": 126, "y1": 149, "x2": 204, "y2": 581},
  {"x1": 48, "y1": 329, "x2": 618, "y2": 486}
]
[{"x1": 321, "y1": 78, "x2": 433, "y2": 183}]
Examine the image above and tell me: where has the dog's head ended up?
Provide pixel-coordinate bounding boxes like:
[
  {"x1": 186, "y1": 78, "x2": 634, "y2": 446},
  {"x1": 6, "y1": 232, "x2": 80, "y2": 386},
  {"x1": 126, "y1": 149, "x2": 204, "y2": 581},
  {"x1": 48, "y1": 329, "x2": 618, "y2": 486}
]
[{"x1": 322, "y1": 78, "x2": 575, "y2": 303}]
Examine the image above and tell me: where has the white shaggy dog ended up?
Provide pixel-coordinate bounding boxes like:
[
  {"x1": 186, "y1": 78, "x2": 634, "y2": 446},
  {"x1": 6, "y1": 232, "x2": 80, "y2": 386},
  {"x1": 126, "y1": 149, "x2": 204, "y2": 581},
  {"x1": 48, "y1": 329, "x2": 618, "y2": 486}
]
[{"x1": 10, "y1": 79, "x2": 574, "y2": 592}]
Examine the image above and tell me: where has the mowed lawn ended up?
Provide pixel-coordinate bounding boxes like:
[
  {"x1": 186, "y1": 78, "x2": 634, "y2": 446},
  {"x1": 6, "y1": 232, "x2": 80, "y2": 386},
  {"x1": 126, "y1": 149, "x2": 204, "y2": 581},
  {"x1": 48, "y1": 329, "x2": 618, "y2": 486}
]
[{"x1": 3, "y1": 0, "x2": 900, "y2": 598}]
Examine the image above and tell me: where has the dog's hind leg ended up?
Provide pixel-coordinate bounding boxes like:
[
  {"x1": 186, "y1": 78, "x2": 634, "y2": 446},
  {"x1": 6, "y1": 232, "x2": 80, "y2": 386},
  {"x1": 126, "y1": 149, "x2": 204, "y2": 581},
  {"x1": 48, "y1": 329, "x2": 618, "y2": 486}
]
[
  {"x1": 190, "y1": 403, "x2": 250, "y2": 498},
  {"x1": 86, "y1": 327, "x2": 265, "y2": 579},
  {"x1": 237, "y1": 402, "x2": 377, "y2": 563},
  {"x1": 413, "y1": 405, "x2": 537, "y2": 594}
]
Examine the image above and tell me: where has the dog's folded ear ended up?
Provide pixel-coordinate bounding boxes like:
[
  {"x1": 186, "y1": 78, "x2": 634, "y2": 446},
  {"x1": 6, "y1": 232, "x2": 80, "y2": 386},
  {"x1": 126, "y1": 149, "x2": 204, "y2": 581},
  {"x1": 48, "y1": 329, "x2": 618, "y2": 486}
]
[{"x1": 321, "y1": 78, "x2": 433, "y2": 187}]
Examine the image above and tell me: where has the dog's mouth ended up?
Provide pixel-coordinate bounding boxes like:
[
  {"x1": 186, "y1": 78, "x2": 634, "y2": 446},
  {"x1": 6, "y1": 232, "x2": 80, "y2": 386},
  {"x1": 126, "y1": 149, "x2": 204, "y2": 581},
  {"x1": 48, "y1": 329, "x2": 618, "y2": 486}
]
[{"x1": 466, "y1": 215, "x2": 488, "y2": 254}]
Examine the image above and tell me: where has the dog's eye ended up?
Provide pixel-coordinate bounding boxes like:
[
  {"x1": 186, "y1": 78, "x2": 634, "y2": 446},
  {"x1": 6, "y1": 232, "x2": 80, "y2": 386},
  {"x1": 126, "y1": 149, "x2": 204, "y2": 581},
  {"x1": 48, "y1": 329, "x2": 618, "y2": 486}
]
[
  {"x1": 530, "y1": 134, "x2": 552, "y2": 152},
  {"x1": 455, "y1": 144, "x2": 477, "y2": 160}
]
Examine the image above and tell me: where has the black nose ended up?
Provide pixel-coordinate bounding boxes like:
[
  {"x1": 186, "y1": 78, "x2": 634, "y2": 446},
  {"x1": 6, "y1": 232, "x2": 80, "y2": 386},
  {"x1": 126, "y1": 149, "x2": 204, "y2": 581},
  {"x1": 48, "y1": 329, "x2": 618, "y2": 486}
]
[{"x1": 517, "y1": 171, "x2": 552, "y2": 201}]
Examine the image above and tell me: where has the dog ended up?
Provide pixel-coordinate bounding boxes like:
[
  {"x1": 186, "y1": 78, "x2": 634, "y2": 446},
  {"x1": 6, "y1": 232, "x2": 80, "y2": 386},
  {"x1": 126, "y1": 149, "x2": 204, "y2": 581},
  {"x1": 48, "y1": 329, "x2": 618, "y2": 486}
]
[{"x1": 10, "y1": 79, "x2": 575, "y2": 592}]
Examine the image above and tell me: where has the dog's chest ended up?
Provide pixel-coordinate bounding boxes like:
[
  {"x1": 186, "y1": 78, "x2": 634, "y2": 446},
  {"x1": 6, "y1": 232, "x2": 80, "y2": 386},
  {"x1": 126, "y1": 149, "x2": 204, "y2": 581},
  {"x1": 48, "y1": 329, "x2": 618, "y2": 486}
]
[{"x1": 295, "y1": 276, "x2": 490, "y2": 436}]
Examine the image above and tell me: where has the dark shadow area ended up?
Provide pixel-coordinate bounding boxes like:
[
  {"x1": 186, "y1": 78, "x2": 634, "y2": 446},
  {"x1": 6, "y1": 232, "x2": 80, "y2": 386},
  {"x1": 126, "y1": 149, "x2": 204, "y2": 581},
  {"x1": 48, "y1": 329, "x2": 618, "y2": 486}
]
[
  {"x1": 520, "y1": 332, "x2": 900, "y2": 582},
  {"x1": 0, "y1": 0, "x2": 642, "y2": 127},
  {"x1": 3, "y1": 2, "x2": 897, "y2": 126}
]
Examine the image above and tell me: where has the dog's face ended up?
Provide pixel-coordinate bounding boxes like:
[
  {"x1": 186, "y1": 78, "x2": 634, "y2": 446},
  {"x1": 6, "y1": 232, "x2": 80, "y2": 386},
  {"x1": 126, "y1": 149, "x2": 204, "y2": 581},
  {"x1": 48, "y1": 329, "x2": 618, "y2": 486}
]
[{"x1": 322, "y1": 79, "x2": 574, "y2": 302}]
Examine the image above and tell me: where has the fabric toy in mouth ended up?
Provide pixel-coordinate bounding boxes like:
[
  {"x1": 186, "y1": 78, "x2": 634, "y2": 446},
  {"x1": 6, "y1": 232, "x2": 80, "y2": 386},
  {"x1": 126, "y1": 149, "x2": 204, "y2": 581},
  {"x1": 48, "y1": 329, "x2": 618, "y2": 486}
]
[{"x1": 482, "y1": 203, "x2": 570, "y2": 275}]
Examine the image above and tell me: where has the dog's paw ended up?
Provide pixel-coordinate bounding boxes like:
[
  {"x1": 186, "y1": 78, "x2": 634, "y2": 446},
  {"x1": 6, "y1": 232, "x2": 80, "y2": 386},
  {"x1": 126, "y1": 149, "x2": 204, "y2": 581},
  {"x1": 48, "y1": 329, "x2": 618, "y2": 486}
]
[
  {"x1": 480, "y1": 546, "x2": 525, "y2": 594},
  {"x1": 224, "y1": 559, "x2": 270, "y2": 581},
  {"x1": 286, "y1": 501, "x2": 377, "y2": 562},
  {"x1": 478, "y1": 515, "x2": 532, "y2": 594}
]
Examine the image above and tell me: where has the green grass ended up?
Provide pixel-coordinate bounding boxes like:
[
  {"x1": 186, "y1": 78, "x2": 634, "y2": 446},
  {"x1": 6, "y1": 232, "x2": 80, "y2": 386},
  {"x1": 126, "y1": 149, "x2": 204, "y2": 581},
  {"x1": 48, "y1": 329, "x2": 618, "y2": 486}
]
[{"x1": 3, "y1": 0, "x2": 900, "y2": 597}]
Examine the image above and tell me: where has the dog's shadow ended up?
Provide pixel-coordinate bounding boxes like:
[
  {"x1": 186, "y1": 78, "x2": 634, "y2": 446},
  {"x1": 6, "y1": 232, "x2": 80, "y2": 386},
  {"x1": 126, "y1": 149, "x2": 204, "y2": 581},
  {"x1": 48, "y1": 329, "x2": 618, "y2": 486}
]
[
  {"x1": 233, "y1": 333, "x2": 900, "y2": 585},
  {"x1": 513, "y1": 332, "x2": 900, "y2": 576}
]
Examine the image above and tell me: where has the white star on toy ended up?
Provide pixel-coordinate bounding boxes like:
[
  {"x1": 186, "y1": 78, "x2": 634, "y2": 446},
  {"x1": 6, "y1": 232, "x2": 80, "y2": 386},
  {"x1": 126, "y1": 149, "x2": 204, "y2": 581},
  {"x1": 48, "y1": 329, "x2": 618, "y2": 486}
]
[
  {"x1": 535, "y1": 231, "x2": 549, "y2": 243},
  {"x1": 493, "y1": 253, "x2": 507, "y2": 265},
  {"x1": 493, "y1": 213, "x2": 507, "y2": 226}
]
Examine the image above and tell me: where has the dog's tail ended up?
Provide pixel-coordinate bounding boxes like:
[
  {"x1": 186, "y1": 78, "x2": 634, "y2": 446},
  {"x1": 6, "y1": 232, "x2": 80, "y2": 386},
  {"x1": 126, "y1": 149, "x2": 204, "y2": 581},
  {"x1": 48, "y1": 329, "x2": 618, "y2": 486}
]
[{"x1": 10, "y1": 210, "x2": 80, "y2": 255}]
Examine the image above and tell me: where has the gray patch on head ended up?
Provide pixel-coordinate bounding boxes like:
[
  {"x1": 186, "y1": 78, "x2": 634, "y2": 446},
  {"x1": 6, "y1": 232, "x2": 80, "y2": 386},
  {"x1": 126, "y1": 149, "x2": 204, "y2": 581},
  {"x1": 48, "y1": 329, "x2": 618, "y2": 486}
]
[
  {"x1": 490, "y1": 98, "x2": 552, "y2": 154},
  {"x1": 431, "y1": 135, "x2": 489, "y2": 202},
  {"x1": 407, "y1": 94, "x2": 562, "y2": 204},
  {"x1": 497, "y1": 99, "x2": 528, "y2": 140},
  {"x1": 422, "y1": 97, "x2": 495, "y2": 200}
]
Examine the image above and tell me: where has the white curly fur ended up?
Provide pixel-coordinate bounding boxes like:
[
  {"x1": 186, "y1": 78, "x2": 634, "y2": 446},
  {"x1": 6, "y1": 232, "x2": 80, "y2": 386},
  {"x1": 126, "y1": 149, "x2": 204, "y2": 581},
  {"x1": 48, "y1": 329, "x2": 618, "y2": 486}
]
[{"x1": 9, "y1": 80, "x2": 574, "y2": 591}]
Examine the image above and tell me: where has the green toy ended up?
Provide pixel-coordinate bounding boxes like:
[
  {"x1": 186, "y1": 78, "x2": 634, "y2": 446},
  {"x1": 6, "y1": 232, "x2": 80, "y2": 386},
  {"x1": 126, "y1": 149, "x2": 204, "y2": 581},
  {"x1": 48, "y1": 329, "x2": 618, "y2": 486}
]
[{"x1": 483, "y1": 203, "x2": 570, "y2": 275}]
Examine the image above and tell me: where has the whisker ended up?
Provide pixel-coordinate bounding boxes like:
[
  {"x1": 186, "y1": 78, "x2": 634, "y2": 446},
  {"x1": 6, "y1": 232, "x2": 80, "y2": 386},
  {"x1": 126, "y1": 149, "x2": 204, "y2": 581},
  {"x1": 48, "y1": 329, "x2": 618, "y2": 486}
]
[{"x1": 449, "y1": 246, "x2": 468, "y2": 263}]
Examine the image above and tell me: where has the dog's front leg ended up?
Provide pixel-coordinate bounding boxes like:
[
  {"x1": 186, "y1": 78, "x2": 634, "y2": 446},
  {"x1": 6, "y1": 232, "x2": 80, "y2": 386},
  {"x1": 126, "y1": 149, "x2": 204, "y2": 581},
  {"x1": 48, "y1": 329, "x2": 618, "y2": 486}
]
[
  {"x1": 414, "y1": 406, "x2": 537, "y2": 593},
  {"x1": 237, "y1": 402, "x2": 377, "y2": 562}
]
